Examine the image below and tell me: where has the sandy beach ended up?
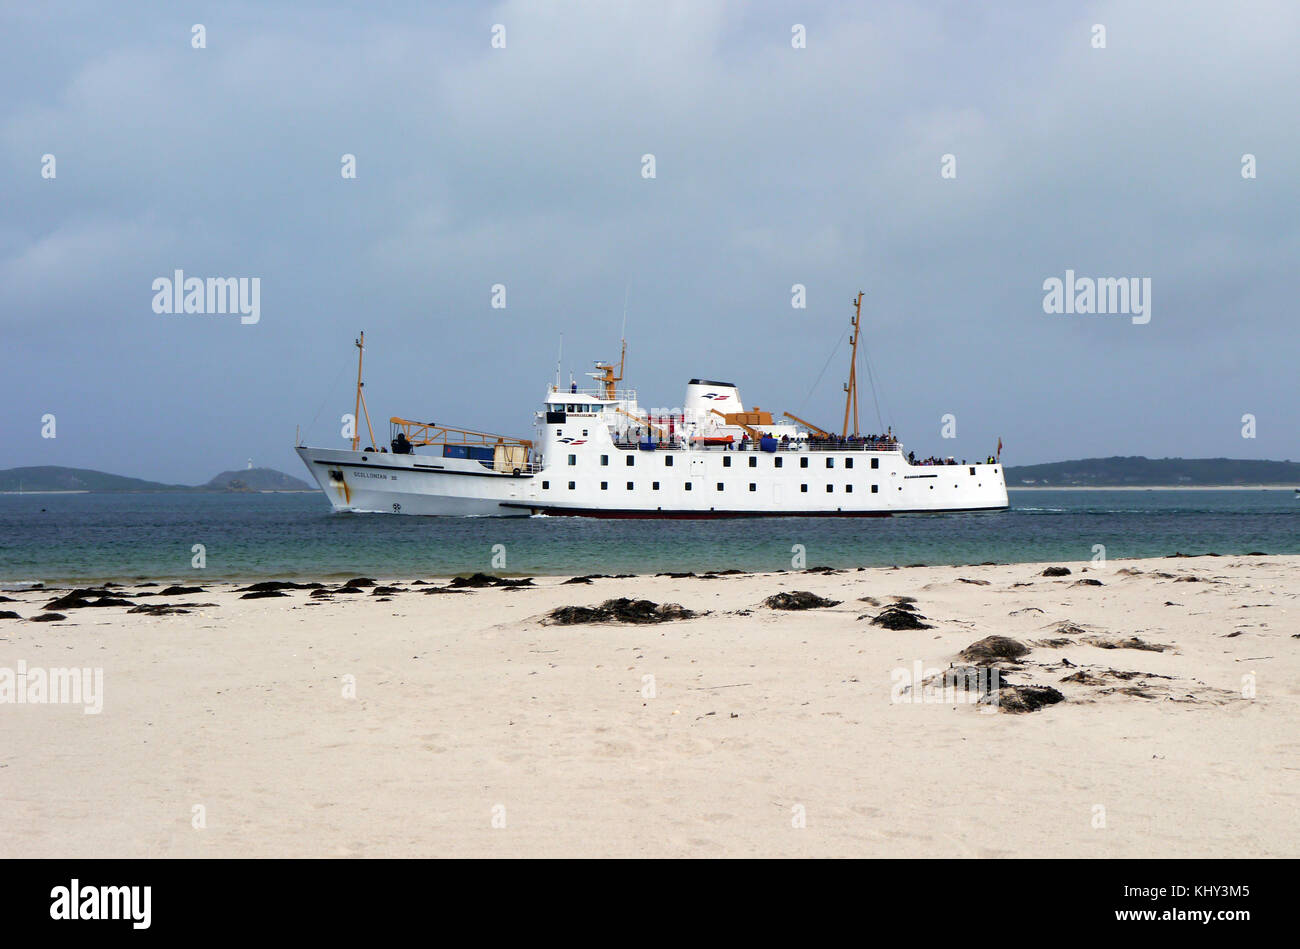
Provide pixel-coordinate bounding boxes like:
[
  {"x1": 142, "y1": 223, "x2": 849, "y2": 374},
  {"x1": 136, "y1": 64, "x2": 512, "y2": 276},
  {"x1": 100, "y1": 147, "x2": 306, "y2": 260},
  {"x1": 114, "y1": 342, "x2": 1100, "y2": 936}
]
[{"x1": 1, "y1": 555, "x2": 1296, "y2": 858}]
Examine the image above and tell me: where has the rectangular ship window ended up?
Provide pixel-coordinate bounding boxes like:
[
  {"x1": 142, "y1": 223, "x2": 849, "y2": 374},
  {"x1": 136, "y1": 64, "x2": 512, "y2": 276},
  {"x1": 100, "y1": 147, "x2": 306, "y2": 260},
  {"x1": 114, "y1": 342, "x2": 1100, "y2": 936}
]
[
  {"x1": 542, "y1": 481, "x2": 549, "y2": 489},
  {"x1": 723, "y1": 457, "x2": 731, "y2": 468},
  {"x1": 845, "y1": 458, "x2": 853, "y2": 469},
  {"x1": 775, "y1": 457, "x2": 783, "y2": 468},
  {"x1": 626, "y1": 482, "x2": 634, "y2": 490},
  {"x1": 846, "y1": 484, "x2": 853, "y2": 493},
  {"x1": 601, "y1": 482, "x2": 608, "y2": 490},
  {"x1": 871, "y1": 484, "x2": 878, "y2": 493},
  {"x1": 800, "y1": 484, "x2": 808, "y2": 493},
  {"x1": 665, "y1": 456, "x2": 674, "y2": 467},
  {"x1": 568, "y1": 454, "x2": 576, "y2": 465},
  {"x1": 969, "y1": 466, "x2": 976, "y2": 475},
  {"x1": 800, "y1": 457, "x2": 808, "y2": 468},
  {"x1": 871, "y1": 458, "x2": 879, "y2": 469},
  {"x1": 685, "y1": 482, "x2": 693, "y2": 491},
  {"x1": 826, "y1": 484, "x2": 833, "y2": 493},
  {"x1": 748, "y1": 483, "x2": 756, "y2": 492},
  {"x1": 568, "y1": 481, "x2": 575, "y2": 490},
  {"x1": 652, "y1": 482, "x2": 660, "y2": 490},
  {"x1": 826, "y1": 458, "x2": 834, "y2": 469},
  {"x1": 748, "y1": 457, "x2": 757, "y2": 468},
  {"x1": 626, "y1": 456, "x2": 634, "y2": 467},
  {"x1": 600, "y1": 455, "x2": 609, "y2": 466},
  {"x1": 716, "y1": 482, "x2": 724, "y2": 491}
]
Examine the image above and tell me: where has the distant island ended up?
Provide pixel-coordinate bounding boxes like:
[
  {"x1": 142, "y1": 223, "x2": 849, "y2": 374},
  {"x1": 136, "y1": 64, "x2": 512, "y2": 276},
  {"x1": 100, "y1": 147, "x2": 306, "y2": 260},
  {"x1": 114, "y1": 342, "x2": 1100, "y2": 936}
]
[
  {"x1": 1005, "y1": 456, "x2": 1300, "y2": 487},
  {"x1": 0, "y1": 465, "x2": 313, "y2": 494}
]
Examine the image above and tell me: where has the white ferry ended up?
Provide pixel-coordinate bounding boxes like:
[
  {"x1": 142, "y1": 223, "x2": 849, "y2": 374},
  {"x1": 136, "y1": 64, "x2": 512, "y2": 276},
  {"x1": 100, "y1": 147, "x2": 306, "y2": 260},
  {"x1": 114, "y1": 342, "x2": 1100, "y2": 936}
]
[{"x1": 295, "y1": 294, "x2": 1009, "y2": 518}]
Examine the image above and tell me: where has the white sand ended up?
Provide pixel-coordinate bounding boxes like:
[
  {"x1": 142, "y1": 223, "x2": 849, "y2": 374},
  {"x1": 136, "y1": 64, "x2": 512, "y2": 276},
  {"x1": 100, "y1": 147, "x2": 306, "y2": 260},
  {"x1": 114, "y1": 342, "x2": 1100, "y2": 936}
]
[{"x1": 1, "y1": 556, "x2": 1297, "y2": 858}]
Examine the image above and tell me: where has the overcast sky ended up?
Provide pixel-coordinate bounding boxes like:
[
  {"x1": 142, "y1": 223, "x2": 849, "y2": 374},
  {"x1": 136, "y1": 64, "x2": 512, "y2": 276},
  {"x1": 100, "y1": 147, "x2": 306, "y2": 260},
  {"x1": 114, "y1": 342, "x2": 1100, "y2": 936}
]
[{"x1": 3, "y1": 0, "x2": 1297, "y2": 484}]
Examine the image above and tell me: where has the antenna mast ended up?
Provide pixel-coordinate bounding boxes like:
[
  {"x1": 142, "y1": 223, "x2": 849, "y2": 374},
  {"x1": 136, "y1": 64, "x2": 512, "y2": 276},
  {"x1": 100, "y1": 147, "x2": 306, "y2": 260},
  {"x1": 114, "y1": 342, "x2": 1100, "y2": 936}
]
[{"x1": 842, "y1": 292, "x2": 864, "y2": 437}]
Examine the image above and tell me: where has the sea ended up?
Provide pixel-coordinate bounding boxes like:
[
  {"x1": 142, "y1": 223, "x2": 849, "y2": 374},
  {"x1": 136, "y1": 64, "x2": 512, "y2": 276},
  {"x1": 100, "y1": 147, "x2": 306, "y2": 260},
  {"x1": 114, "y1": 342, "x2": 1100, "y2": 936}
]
[{"x1": 1, "y1": 489, "x2": 1296, "y2": 587}]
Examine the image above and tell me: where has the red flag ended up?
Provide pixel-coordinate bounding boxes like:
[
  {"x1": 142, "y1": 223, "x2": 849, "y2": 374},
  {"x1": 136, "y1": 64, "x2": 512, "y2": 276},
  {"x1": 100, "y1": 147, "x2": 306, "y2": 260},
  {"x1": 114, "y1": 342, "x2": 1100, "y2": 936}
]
[{"x1": 997, "y1": 437, "x2": 1002, "y2": 459}]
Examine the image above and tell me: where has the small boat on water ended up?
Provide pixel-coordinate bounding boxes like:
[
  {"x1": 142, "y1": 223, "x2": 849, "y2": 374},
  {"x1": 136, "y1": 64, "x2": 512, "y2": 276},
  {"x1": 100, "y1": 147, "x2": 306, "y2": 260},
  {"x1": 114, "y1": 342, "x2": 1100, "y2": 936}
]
[{"x1": 295, "y1": 293, "x2": 1009, "y2": 518}]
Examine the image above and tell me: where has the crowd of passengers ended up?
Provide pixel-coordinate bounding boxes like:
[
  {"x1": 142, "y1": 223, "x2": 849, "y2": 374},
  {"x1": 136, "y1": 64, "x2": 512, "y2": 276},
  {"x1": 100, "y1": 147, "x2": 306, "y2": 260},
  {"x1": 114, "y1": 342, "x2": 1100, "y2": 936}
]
[{"x1": 907, "y1": 451, "x2": 997, "y2": 466}]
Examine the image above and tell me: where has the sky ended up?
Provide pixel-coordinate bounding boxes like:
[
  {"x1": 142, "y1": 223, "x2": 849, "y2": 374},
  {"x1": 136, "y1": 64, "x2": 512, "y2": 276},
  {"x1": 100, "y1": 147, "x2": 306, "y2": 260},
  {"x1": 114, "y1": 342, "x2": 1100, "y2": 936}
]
[{"x1": 2, "y1": 0, "x2": 1297, "y2": 484}]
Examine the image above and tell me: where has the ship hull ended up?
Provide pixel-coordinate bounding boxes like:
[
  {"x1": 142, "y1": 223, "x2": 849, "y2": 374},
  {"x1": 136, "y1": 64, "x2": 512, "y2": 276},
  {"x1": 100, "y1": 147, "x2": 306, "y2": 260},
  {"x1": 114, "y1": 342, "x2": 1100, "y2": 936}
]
[{"x1": 296, "y1": 446, "x2": 1010, "y2": 518}]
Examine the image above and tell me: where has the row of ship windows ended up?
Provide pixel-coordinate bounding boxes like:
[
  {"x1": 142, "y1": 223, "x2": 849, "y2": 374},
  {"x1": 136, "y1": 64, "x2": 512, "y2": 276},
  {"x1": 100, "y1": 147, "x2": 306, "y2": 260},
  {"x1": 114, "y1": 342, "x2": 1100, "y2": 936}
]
[
  {"x1": 569, "y1": 454, "x2": 881, "y2": 470},
  {"x1": 541, "y1": 481, "x2": 882, "y2": 494}
]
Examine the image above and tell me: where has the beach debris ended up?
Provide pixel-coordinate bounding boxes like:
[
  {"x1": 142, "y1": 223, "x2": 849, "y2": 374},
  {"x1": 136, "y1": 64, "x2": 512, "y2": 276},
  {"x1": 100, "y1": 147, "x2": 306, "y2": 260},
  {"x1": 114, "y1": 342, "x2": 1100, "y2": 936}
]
[
  {"x1": 420, "y1": 587, "x2": 472, "y2": 595},
  {"x1": 1011, "y1": 581, "x2": 1033, "y2": 587},
  {"x1": 655, "y1": 571, "x2": 697, "y2": 579},
  {"x1": 447, "y1": 573, "x2": 534, "y2": 589},
  {"x1": 1116, "y1": 568, "x2": 1144, "y2": 576},
  {"x1": 332, "y1": 585, "x2": 368, "y2": 594},
  {"x1": 868, "y1": 607, "x2": 932, "y2": 630},
  {"x1": 960, "y1": 636, "x2": 1030, "y2": 661},
  {"x1": 1081, "y1": 635, "x2": 1171, "y2": 653},
  {"x1": 128, "y1": 603, "x2": 215, "y2": 615},
  {"x1": 370, "y1": 586, "x2": 407, "y2": 595},
  {"x1": 708, "y1": 569, "x2": 745, "y2": 575},
  {"x1": 1041, "y1": 566, "x2": 1072, "y2": 577},
  {"x1": 857, "y1": 596, "x2": 881, "y2": 606},
  {"x1": 804, "y1": 566, "x2": 842, "y2": 574},
  {"x1": 1009, "y1": 607, "x2": 1045, "y2": 615},
  {"x1": 1073, "y1": 578, "x2": 1104, "y2": 586},
  {"x1": 543, "y1": 598, "x2": 699, "y2": 625},
  {"x1": 957, "y1": 578, "x2": 991, "y2": 586},
  {"x1": 1047, "y1": 621, "x2": 1088, "y2": 636},
  {"x1": 42, "y1": 589, "x2": 133, "y2": 610},
  {"x1": 889, "y1": 595, "x2": 918, "y2": 604},
  {"x1": 160, "y1": 584, "x2": 207, "y2": 595},
  {"x1": 0, "y1": 610, "x2": 20, "y2": 620},
  {"x1": 235, "y1": 581, "x2": 323, "y2": 593},
  {"x1": 29, "y1": 613, "x2": 67, "y2": 622},
  {"x1": 344, "y1": 577, "x2": 377, "y2": 587},
  {"x1": 240, "y1": 590, "x2": 289, "y2": 599},
  {"x1": 986, "y1": 685, "x2": 1065, "y2": 713},
  {"x1": 0, "y1": 595, "x2": 16, "y2": 603},
  {"x1": 763, "y1": 591, "x2": 842, "y2": 610},
  {"x1": 1031, "y1": 638, "x2": 1074, "y2": 648}
]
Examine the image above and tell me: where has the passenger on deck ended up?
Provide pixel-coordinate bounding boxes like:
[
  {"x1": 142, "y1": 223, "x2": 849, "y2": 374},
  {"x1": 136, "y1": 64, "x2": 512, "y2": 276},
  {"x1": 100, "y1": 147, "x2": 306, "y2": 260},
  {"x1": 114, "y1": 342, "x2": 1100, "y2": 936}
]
[{"x1": 391, "y1": 432, "x2": 413, "y2": 454}]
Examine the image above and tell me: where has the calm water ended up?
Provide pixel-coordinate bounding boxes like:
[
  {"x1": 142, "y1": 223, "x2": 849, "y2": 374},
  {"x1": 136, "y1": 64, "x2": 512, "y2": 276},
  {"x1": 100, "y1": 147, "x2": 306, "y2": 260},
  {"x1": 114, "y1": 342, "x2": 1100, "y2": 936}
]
[{"x1": 0, "y1": 489, "x2": 1296, "y2": 585}]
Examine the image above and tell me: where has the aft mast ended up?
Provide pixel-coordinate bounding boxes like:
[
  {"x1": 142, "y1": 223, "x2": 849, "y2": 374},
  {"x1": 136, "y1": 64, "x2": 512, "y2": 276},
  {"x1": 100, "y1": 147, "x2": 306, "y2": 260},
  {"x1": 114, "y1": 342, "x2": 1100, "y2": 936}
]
[{"x1": 842, "y1": 291, "x2": 864, "y2": 437}]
